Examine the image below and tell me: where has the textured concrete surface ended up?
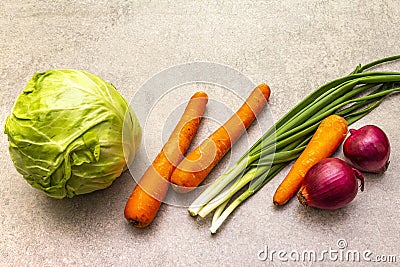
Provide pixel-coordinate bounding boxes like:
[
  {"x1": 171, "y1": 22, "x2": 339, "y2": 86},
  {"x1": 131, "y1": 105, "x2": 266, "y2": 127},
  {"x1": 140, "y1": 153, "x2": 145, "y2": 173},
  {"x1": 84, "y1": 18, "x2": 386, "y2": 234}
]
[{"x1": 1, "y1": 1, "x2": 400, "y2": 266}]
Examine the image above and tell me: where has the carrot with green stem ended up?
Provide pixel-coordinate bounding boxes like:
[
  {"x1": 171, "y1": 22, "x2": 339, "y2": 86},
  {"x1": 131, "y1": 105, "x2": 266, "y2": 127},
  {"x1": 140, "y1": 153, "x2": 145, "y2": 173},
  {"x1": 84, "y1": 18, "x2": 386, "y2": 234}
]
[
  {"x1": 273, "y1": 114, "x2": 348, "y2": 206},
  {"x1": 124, "y1": 91, "x2": 208, "y2": 228},
  {"x1": 170, "y1": 84, "x2": 271, "y2": 193}
]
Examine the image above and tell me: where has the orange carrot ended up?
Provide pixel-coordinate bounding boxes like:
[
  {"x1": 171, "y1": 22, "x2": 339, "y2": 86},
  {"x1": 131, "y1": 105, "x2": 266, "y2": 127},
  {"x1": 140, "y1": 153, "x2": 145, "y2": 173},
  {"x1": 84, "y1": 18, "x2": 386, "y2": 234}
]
[
  {"x1": 124, "y1": 91, "x2": 208, "y2": 228},
  {"x1": 273, "y1": 114, "x2": 348, "y2": 206},
  {"x1": 170, "y1": 84, "x2": 271, "y2": 193}
]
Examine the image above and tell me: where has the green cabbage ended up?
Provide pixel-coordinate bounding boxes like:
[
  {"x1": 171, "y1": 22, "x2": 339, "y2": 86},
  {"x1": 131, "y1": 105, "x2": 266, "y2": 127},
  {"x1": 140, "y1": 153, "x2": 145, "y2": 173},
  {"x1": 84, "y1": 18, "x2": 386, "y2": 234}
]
[{"x1": 4, "y1": 69, "x2": 141, "y2": 198}]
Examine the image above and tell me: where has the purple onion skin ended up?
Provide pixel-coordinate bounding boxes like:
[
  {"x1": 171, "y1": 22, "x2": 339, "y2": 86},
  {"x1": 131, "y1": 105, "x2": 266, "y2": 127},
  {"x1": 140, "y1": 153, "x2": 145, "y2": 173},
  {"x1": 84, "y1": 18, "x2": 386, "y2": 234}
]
[
  {"x1": 297, "y1": 158, "x2": 364, "y2": 210},
  {"x1": 343, "y1": 125, "x2": 390, "y2": 173}
]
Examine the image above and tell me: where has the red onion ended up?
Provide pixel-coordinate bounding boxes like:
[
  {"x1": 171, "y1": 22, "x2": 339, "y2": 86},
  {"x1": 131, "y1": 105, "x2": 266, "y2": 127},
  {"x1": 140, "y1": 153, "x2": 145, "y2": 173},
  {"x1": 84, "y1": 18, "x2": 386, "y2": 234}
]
[
  {"x1": 297, "y1": 158, "x2": 364, "y2": 210},
  {"x1": 343, "y1": 125, "x2": 390, "y2": 173}
]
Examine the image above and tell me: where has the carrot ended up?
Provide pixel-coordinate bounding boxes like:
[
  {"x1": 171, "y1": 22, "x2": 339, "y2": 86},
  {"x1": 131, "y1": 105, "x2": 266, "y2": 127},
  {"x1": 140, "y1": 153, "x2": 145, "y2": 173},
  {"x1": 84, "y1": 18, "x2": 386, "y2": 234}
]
[
  {"x1": 124, "y1": 91, "x2": 208, "y2": 228},
  {"x1": 170, "y1": 83, "x2": 271, "y2": 193},
  {"x1": 273, "y1": 114, "x2": 348, "y2": 206}
]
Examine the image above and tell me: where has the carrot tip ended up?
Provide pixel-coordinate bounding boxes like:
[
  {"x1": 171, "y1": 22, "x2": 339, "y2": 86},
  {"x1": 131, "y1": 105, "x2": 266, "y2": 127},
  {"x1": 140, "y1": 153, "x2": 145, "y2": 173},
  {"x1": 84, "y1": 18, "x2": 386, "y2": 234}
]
[
  {"x1": 256, "y1": 83, "x2": 271, "y2": 100},
  {"x1": 128, "y1": 219, "x2": 150, "y2": 228},
  {"x1": 192, "y1": 91, "x2": 208, "y2": 100},
  {"x1": 126, "y1": 218, "x2": 150, "y2": 228}
]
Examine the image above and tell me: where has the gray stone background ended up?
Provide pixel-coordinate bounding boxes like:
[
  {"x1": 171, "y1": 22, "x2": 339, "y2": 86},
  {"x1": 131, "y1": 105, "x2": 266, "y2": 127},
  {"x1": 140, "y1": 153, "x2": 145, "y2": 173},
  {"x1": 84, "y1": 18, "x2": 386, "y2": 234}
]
[{"x1": 1, "y1": 1, "x2": 399, "y2": 266}]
